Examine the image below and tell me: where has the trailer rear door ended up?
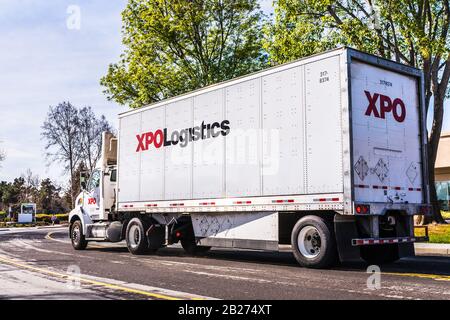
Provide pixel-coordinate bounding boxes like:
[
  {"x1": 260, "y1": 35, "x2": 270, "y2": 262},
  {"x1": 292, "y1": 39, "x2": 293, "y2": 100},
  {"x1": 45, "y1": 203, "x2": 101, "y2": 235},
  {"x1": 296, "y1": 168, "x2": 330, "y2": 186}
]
[{"x1": 351, "y1": 60, "x2": 423, "y2": 205}]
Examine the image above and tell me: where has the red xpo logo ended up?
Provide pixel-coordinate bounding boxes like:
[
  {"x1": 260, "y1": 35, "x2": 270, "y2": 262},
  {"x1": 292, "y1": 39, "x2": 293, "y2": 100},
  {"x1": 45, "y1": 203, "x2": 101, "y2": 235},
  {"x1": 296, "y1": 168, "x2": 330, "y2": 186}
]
[
  {"x1": 364, "y1": 90, "x2": 406, "y2": 123},
  {"x1": 136, "y1": 120, "x2": 230, "y2": 152}
]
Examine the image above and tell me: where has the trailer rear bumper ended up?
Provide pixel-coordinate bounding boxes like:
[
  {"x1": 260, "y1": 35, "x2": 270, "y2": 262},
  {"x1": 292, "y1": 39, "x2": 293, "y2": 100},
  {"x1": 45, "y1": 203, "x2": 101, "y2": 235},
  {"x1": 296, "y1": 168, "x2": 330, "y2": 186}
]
[
  {"x1": 351, "y1": 236, "x2": 429, "y2": 246},
  {"x1": 334, "y1": 214, "x2": 428, "y2": 263}
]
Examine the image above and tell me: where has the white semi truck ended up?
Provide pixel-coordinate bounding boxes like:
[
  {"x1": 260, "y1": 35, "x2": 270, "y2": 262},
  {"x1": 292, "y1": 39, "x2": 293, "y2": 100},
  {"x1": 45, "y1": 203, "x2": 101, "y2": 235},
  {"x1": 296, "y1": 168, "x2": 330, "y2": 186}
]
[{"x1": 69, "y1": 48, "x2": 431, "y2": 268}]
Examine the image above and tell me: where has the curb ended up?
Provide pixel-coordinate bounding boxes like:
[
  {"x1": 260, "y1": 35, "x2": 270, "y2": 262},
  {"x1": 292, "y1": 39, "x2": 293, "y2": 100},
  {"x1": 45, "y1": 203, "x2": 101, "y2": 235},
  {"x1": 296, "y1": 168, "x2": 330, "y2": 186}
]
[
  {"x1": 414, "y1": 243, "x2": 450, "y2": 256},
  {"x1": 36, "y1": 224, "x2": 68, "y2": 229}
]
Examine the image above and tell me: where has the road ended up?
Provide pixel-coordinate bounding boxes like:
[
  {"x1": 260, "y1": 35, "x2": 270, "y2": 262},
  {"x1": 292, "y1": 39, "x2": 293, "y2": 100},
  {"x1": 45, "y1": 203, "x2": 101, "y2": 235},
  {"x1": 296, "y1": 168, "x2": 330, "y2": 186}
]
[{"x1": 0, "y1": 227, "x2": 449, "y2": 300}]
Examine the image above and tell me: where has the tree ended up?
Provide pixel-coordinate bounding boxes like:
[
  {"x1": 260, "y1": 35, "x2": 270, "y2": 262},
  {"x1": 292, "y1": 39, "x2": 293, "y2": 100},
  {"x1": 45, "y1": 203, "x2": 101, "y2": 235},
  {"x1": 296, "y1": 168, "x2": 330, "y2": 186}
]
[
  {"x1": 41, "y1": 102, "x2": 81, "y2": 205},
  {"x1": 0, "y1": 181, "x2": 10, "y2": 211},
  {"x1": 79, "y1": 107, "x2": 114, "y2": 173},
  {"x1": 0, "y1": 141, "x2": 5, "y2": 167},
  {"x1": 101, "y1": 0, "x2": 267, "y2": 108},
  {"x1": 63, "y1": 162, "x2": 87, "y2": 209},
  {"x1": 38, "y1": 178, "x2": 64, "y2": 214},
  {"x1": 266, "y1": 0, "x2": 450, "y2": 223},
  {"x1": 21, "y1": 169, "x2": 40, "y2": 204},
  {"x1": 0, "y1": 178, "x2": 25, "y2": 216},
  {"x1": 42, "y1": 102, "x2": 114, "y2": 205}
]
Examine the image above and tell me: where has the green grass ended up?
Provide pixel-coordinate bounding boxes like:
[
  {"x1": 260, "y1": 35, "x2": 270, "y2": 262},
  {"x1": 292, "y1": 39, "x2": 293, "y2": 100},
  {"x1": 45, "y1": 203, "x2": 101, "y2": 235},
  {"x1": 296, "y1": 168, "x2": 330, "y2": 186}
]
[
  {"x1": 441, "y1": 211, "x2": 450, "y2": 220},
  {"x1": 416, "y1": 224, "x2": 450, "y2": 243}
]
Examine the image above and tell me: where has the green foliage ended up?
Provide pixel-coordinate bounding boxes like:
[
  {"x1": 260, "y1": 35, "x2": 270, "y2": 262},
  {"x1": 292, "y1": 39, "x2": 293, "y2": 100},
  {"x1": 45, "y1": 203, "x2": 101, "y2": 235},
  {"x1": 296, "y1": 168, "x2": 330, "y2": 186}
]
[
  {"x1": 0, "y1": 178, "x2": 23, "y2": 206},
  {"x1": 101, "y1": 0, "x2": 267, "y2": 109},
  {"x1": 38, "y1": 179, "x2": 66, "y2": 214},
  {"x1": 266, "y1": 0, "x2": 449, "y2": 69},
  {"x1": 0, "y1": 171, "x2": 69, "y2": 216}
]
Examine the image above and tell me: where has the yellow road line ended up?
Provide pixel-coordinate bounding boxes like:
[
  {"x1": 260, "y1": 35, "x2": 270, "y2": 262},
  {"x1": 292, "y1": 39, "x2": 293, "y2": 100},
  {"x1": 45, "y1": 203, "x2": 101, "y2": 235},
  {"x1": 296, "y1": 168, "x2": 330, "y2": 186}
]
[
  {"x1": 0, "y1": 255, "x2": 186, "y2": 300},
  {"x1": 45, "y1": 232, "x2": 67, "y2": 243},
  {"x1": 384, "y1": 272, "x2": 450, "y2": 282},
  {"x1": 46, "y1": 231, "x2": 449, "y2": 290},
  {"x1": 43, "y1": 231, "x2": 208, "y2": 299}
]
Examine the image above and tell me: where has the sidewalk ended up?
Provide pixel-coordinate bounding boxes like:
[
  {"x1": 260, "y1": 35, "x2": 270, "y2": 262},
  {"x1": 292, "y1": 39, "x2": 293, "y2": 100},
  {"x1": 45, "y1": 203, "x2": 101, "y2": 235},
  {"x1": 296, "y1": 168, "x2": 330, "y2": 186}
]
[
  {"x1": 36, "y1": 223, "x2": 68, "y2": 229},
  {"x1": 415, "y1": 243, "x2": 450, "y2": 256},
  {"x1": 0, "y1": 224, "x2": 68, "y2": 234}
]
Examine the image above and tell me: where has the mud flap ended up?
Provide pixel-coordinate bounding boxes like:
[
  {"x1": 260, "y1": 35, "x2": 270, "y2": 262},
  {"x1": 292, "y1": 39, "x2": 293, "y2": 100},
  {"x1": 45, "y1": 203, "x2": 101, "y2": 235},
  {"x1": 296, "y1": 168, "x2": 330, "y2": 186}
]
[
  {"x1": 396, "y1": 215, "x2": 415, "y2": 259},
  {"x1": 146, "y1": 224, "x2": 165, "y2": 250},
  {"x1": 334, "y1": 214, "x2": 362, "y2": 263}
]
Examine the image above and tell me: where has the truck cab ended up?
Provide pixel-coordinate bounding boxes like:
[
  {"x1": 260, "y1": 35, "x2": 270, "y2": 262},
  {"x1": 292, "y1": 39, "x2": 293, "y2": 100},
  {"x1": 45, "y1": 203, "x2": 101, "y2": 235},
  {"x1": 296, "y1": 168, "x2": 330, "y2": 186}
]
[
  {"x1": 70, "y1": 132, "x2": 120, "y2": 248},
  {"x1": 76, "y1": 164, "x2": 117, "y2": 221}
]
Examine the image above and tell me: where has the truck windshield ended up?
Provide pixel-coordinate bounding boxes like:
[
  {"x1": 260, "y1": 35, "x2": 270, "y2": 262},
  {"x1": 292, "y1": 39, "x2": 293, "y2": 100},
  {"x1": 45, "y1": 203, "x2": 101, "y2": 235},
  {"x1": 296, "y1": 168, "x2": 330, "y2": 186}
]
[{"x1": 88, "y1": 170, "x2": 101, "y2": 192}]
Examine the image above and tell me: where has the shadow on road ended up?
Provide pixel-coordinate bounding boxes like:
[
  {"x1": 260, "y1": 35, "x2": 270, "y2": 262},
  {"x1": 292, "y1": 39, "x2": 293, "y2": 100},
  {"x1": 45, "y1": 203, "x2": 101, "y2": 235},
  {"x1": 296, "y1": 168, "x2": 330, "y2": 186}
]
[
  {"x1": 39, "y1": 226, "x2": 450, "y2": 277},
  {"x1": 84, "y1": 244, "x2": 450, "y2": 276}
]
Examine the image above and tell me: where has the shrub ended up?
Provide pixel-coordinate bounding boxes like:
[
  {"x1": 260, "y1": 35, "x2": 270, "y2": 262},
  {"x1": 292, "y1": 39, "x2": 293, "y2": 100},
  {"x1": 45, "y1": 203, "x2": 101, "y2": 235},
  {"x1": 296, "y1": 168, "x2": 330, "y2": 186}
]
[{"x1": 35, "y1": 213, "x2": 68, "y2": 223}]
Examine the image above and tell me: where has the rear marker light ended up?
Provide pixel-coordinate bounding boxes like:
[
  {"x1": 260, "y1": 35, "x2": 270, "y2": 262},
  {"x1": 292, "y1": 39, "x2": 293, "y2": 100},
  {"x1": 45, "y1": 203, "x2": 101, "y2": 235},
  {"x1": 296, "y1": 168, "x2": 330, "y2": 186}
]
[
  {"x1": 355, "y1": 204, "x2": 369, "y2": 214},
  {"x1": 233, "y1": 201, "x2": 252, "y2": 205},
  {"x1": 272, "y1": 200, "x2": 295, "y2": 204}
]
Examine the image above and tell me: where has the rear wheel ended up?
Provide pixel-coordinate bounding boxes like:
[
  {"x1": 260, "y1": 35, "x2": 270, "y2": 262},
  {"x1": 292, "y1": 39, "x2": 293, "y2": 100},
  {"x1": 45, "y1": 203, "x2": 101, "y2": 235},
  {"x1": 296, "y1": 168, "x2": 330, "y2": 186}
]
[
  {"x1": 291, "y1": 215, "x2": 338, "y2": 268},
  {"x1": 126, "y1": 218, "x2": 153, "y2": 255},
  {"x1": 71, "y1": 220, "x2": 88, "y2": 250}
]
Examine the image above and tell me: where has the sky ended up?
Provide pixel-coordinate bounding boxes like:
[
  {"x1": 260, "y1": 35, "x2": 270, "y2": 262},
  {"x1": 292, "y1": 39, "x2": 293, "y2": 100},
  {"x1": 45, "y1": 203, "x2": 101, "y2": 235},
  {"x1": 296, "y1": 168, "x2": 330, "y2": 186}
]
[
  {"x1": 0, "y1": 0, "x2": 274, "y2": 186},
  {"x1": 0, "y1": 0, "x2": 447, "y2": 186},
  {"x1": 0, "y1": 0, "x2": 128, "y2": 185}
]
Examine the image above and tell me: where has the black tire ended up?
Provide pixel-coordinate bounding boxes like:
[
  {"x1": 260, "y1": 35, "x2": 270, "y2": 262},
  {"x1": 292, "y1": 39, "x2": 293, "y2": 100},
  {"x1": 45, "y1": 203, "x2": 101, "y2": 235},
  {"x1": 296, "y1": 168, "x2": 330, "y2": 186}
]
[
  {"x1": 126, "y1": 218, "x2": 152, "y2": 255},
  {"x1": 361, "y1": 244, "x2": 399, "y2": 265},
  {"x1": 291, "y1": 215, "x2": 338, "y2": 268},
  {"x1": 71, "y1": 220, "x2": 88, "y2": 250},
  {"x1": 181, "y1": 238, "x2": 211, "y2": 255}
]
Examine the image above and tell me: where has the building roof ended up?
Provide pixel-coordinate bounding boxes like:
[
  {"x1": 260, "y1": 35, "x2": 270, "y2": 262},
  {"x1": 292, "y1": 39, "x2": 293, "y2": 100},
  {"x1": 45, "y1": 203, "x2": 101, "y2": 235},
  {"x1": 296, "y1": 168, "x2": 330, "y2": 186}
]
[{"x1": 436, "y1": 131, "x2": 450, "y2": 169}]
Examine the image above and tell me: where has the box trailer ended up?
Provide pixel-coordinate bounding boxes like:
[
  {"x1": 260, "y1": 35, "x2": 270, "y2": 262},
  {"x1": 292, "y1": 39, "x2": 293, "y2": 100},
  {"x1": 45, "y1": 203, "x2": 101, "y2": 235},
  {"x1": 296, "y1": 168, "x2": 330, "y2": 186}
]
[{"x1": 69, "y1": 48, "x2": 431, "y2": 268}]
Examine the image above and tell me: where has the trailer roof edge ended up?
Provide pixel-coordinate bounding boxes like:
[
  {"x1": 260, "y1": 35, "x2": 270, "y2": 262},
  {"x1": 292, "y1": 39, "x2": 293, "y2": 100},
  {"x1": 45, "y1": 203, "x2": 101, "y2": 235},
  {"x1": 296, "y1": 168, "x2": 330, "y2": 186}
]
[{"x1": 118, "y1": 47, "x2": 422, "y2": 118}]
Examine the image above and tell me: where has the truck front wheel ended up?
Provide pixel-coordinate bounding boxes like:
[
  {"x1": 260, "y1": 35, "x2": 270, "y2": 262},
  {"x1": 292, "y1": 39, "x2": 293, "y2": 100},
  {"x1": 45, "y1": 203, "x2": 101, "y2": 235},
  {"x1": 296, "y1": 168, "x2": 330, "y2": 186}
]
[
  {"x1": 126, "y1": 218, "x2": 152, "y2": 255},
  {"x1": 71, "y1": 220, "x2": 88, "y2": 250},
  {"x1": 291, "y1": 215, "x2": 338, "y2": 268}
]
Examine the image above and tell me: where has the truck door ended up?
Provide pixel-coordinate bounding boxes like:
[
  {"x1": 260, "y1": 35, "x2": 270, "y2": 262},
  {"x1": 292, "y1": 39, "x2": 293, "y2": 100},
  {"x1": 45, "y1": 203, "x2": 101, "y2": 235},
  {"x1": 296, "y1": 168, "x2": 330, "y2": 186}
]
[
  {"x1": 102, "y1": 166, "x2": 117, "y2": 214},
  {"x1": 83, "y1": 169, "x2": 102, "y2": 220},
  {"x1": 351, "y1": 60, "x2": 424, "y2": 205}
]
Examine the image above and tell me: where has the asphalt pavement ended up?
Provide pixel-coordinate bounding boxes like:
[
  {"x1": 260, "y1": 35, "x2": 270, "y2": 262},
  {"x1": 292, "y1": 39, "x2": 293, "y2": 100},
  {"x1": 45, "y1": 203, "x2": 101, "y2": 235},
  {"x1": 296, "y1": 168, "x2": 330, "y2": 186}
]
[{"x1": 0, "y1": 227, "x2": 449, "y2": 300}]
